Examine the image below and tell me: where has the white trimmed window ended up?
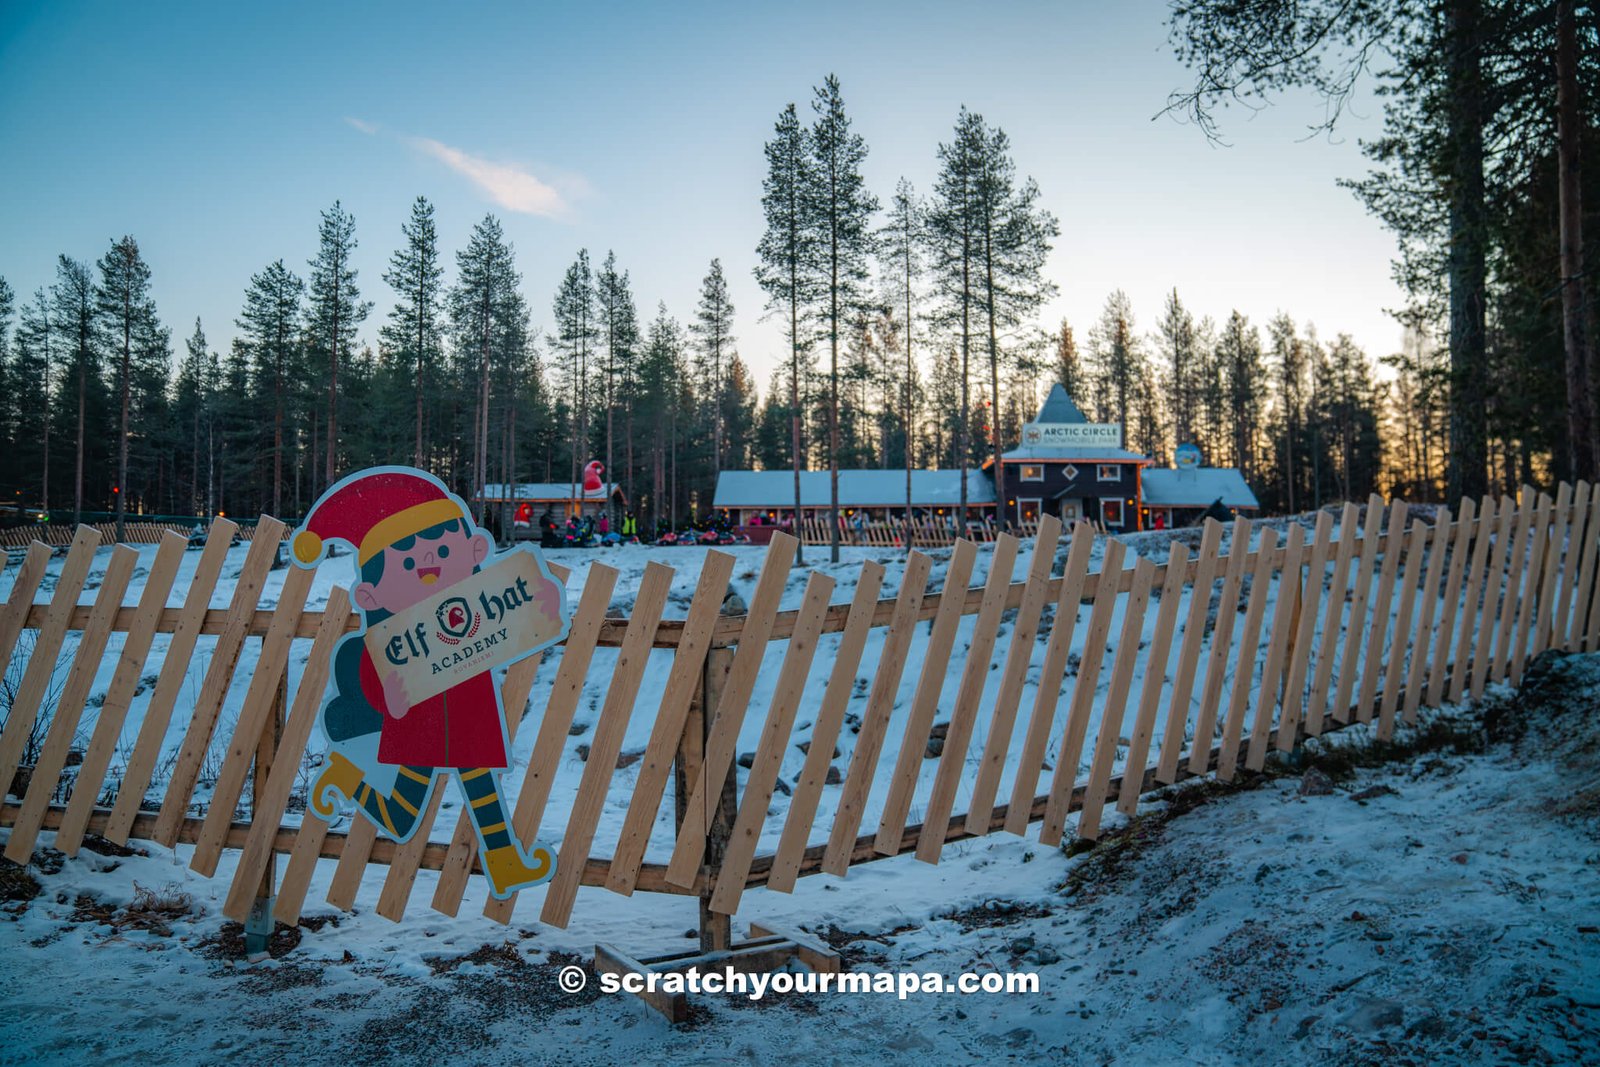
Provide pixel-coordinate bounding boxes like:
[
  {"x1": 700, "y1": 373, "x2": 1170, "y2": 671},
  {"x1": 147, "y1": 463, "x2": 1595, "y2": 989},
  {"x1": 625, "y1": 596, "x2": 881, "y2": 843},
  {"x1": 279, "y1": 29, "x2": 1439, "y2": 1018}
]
[
  {"x1": 1019, "y1": 464, "x2": 1044, "y2": 481},
  {"x1": 1101, "y1": 498, "x2": 1124, "y2": 527},
  {"x1": 1097, "y1": 464, "x2": 1120, "y2": 482}
]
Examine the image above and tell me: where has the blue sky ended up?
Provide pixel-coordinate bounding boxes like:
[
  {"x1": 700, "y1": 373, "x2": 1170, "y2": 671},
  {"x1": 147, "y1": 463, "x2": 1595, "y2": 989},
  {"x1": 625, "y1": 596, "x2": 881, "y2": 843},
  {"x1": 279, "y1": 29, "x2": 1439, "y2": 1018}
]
[{"x1": 0, "y1": 0, "x2": 1405, "y2": 389}]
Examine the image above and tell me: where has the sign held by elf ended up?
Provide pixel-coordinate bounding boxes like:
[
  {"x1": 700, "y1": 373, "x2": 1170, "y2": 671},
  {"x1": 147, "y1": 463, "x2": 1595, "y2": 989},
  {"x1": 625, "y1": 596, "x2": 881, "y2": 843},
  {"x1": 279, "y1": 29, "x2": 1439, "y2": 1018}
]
[{"x1": 291, "y1": 466, "x2": 570, "y2": 899}]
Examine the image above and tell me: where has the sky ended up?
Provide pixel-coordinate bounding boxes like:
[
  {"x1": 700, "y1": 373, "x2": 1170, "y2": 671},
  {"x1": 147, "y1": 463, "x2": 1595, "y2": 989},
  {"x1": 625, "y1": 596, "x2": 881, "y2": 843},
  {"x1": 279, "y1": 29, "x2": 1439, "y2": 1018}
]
[{"x1": 0, "y1": 0, "x2": 1408, "y2": 395}]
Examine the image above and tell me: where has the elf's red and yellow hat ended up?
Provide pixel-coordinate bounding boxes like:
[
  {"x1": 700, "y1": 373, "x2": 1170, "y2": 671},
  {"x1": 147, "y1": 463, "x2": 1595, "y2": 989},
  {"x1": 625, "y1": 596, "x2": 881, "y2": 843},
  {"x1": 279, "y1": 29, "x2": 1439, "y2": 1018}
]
[{"x1": 291, "y1": 468, "x2": 468, "y2": 567}]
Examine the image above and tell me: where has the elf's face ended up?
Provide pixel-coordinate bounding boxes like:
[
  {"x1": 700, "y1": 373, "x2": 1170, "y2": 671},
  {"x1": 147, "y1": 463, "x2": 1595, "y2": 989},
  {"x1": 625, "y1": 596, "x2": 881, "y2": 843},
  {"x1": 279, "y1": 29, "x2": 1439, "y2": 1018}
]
[{"x1": 354, "y1": 519, "x2": 490, "y2": 616}]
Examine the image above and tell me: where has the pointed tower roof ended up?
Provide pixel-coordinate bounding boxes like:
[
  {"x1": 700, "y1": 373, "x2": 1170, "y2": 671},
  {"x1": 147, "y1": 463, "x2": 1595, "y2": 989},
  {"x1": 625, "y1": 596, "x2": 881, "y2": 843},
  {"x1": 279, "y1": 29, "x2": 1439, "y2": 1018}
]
[{"x1": 1036, "y1": 383, "x2": 1087, "y2": 424}]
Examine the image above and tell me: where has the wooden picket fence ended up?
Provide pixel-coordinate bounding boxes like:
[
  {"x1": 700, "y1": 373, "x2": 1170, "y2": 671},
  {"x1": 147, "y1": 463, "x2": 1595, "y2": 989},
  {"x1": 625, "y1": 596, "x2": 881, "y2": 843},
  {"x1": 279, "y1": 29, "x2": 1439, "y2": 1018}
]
[
  {"x1": 1, "y1": 483, "x2": 1598, "y2": 938},
  {"x1": 797, "y1": 516, "x2": 1106, "y2": 548},
  {"x1": 0, "y1": 520, "x2": 287, "y2": 551}
]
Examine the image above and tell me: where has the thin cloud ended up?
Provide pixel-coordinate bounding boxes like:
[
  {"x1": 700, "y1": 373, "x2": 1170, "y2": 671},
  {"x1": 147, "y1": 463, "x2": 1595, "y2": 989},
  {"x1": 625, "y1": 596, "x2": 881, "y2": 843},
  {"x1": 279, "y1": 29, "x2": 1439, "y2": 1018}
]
[
  {"x1": 344, "y1": 116, "x2": 379, "y2": 135},
  {"x1": 410, "y1": 137, "x2": 577, "y2": 220}
]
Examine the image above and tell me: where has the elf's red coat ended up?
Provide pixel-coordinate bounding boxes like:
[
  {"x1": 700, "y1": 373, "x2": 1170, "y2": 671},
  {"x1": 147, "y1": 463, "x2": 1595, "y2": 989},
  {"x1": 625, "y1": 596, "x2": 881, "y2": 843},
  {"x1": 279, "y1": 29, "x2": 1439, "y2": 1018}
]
[{"x1": 358, "y1": 650, "x2": 508, "y2": 769}]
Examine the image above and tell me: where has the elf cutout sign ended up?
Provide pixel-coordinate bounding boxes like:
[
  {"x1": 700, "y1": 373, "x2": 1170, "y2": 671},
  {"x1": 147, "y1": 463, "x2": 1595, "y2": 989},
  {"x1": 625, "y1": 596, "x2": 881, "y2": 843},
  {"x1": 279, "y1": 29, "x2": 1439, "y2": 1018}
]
[{"x1": 291, "y1": 466, "x2": 570, "y2": 899}]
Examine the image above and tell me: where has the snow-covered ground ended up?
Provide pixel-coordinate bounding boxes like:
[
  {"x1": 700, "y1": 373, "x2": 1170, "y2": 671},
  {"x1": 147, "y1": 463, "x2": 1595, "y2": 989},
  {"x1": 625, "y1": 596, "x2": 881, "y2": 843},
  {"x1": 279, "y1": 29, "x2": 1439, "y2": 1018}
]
[{"x1": 3, "y1": 648, "x2": 1597, "y2": 1064}]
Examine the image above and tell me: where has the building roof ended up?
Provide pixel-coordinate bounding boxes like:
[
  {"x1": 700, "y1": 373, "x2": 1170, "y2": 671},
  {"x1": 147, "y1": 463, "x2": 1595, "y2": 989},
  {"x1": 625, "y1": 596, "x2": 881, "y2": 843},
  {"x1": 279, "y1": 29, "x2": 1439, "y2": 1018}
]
[
  {"x1": 480, "y1": 482, "x2": 625, "y2": 502},
  {"x1": 996, "y1": 446, "x2": 1151, "y2": 463},
  {"x1": 713, "y1": 469, "x2": 996, "y2": 509},
  {"x1": 1036, "y1": 383, "x2": 1088, "y2": 424},
  {"x1": 1140, "y1": 468, "x2": 1260, "y2": 509}
]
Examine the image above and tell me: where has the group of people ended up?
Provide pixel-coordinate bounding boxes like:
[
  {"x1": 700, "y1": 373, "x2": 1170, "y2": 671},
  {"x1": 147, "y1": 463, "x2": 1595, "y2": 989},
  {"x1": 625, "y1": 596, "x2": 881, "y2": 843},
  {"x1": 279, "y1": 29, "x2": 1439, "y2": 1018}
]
[{"x1": 504, "y1": 501, "x2": 759, "y2": 550}]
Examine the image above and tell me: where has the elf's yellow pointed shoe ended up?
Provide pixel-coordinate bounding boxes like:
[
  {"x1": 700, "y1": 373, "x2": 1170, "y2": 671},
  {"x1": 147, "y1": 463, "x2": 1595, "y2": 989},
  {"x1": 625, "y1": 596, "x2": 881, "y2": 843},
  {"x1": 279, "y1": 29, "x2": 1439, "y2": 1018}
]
[
  {"x1": 483, "y1": 844, "x2": 554, "y2": 898},
  {"x1": 311, "y1": 751, "x2": 364, "y2": 816}
]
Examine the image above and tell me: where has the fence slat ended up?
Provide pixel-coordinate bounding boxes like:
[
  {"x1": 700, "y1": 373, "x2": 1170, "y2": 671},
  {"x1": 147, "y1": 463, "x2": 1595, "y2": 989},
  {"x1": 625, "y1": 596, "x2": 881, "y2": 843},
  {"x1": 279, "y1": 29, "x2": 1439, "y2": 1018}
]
[
  {"x1": 1188, "y1": 519, "x2": 1250, "y2": 772},
  {"x1": 274, "y1": 807, "x2": 331, "y2": 925},
  {"x1": 1119, "y1": 543, "x2": 1188, "y2": 814},
  {"x1": 710, "y1": 572, "x2": 833, "y2": 914},
  {"x1": 1377, "y1": 522, "x2": 1430, "y2": 740},
  {"x1": 1586, "y1": 506, "x2": 1600, "y2": 650},
  {"x1": 823, "y1": 551, "x2": 931, "y2": 873},
  {"x1": 0, "y1": 526, "x2": 102, "y2": 798},
  {"x1": 0, "y1": 542, "x2": 51, "y2": 670},
  {"x1": 325, "y1": 818, "x2": 379, "y2": 910},
  {"x1": 4, "y1": 545, "x2": 138, "y2": 863},
  {"x1": 1332, "y1": 497, "x2": 1385, "y2": 724},
  {"x1": 1469, "y1": 496, "x2": 1516, "y2": 699},
  {"x1": 1278, "y1": 512, "x2": 1333, "y2": 747},
  {"x1": 1357, "y1": 501, "x2": 1409, "y2": 722},
  {"x1": 1492, "y1": 491, "x2": 1535, "y2": 685},
  {"x1": 1077, "y1": 556, "x2": 1156, "y2": 839},
  {"x1": 915, "y1": 535, "x2": 1021, "y2": 863},
  {"x1": 152, "y1": 516, "x2": 286, "y2": 847},
  {"x1": 665, "y1": 533, "x2": 798, "y2": 889},
  {"x1": 1248, "y1": 525, "x2": 1305, "y2": 771},
  {"x1": 966, "y1": 514, "x2": 1063, "y2": 834},
  {"x1": 1040, "y1": 537, "x2": 1127, "y2": 846},
  {"x1": 872, "y1": 543, "x2": 977, "y2": 855},
  {"x1": 604, "y1": 553, "x2": 734, "y2": 897},
  {"x1": 479, "y1": 563, "x2": 618, "y2": 924},
  {"x1": 1557, "y1": 482, "x2": 1593, "y2": 649},
  {"x1": 56, "y1": 531, "x2": 189, "y2": 856},
  {"x1": 1429, "y1": 497, "x2": 1477, "y2": 707},
  {"x1": 1156, "y1": 520, "x2": 1223, "y2": 782},
  {"x1": 767, "y1": 561, "x2": 884, "y2": 893},
  {"x1": 1449, "y1": 496, "x2": 1497, "y2": 705},
  {"x1": 1006, "y1": 524, "x2": 1095, "y2": 831},
  {"x1": 1533, "y1": 482, "x2": 1574, "y2": 656},
  {"x1": 189, "y1": 561, "x2": 313, "y2": 876},
  {"x1": 1510, "y1": 495, "x2": 1548, "y2": 684},
  {"x1": 1218, "y1": 527, "x2": 1279, "y2": 781},
  {"x1": 1403, "y1": 508, "x2": 1452, "y2": 725},
  {"x1": 223, "y1": 588, "x2": 351, "y2": 921},
  {"x1": 540, "y1": 562, "x2": 675, "y2": 927},
  {"x1": 1568, "y1": 494, "x2": 1600, "y2": 651},
  {"x1": 1307, "y1": 503, "x2": 1360, "y2": 734}
]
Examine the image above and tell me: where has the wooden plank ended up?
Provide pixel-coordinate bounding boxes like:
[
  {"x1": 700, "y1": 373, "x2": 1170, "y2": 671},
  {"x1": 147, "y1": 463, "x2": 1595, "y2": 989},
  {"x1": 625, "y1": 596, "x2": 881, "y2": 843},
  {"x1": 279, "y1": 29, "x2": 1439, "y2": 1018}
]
[
  {"x1": 604, "y1": 554, "x2": 734, "y2": 897},
  {"x1": 274, "y1": 818, "x2": 330, "y2": 925},
  {"x1": 663, "y1": 534, "x2": 798, "y2": 890},
  {"x1": 477, "y1": 563, "x2": 618, "y2": 923},
  {"x1": 104, "y1": 519, "x2": 235, "y2": 843},
  {"x1": 1448, "y1": 497, "x2": 1497, "y2": 705},
  {"x1": 1468, "y1": 496, "x2": 1515, "y2": 699},
  {"x1": 1587, "y1": 508, "x2": 1600, "y2": 650},
  {"x1": 709, "y1": 572, "x2": 833, "y2": 914},
  {"x1": 1305, "y1": 503, "x2": 1361, "y2": 734},
  {"x1": 1403, "y1": 509, "x2": 1452, "y2": 724},
  {"x1": 4, "y1": 546, "x2": 137, "y2": 863},
  {"x1": 1187, "y1": 519, "x2": 1250, "y2": 772},
  {"x1": 188, "y1": 562, "x2": 313, "y2": 875},
  {"x1": 1567, "y1": 495, "x2": 1600, "y2": 652},
  {"x1": 1278, "y1": 512, "x2": 1333, "y2": 747},
  {"x1": 1331, "y1": 497, "x2": 1385, "y2": 724},
  {"x1": 821, "y1": 551, "x2": 931, "y2": 873},
  {"x1": 1005, "y1": 523, "x2": 1096, "y2": 831},
  {"x1": 1491, "y1": 489, "x2": 1535, "y2": 684},
  {"x1": 1356, "y1": 501, "x2": 1409, "y2": 722},
  {"x1": 766, "y1": 561, "x2": 884, "y2": 894},
  {"x1": 223, "y1": 588, "x2": 351, "y2": 921},
  {"x1": 966, "y1": 514, "x2": 1063, "y2": 834},
  {"x1": 871, "y1": 543, "x2": 977, "y2": 854},
  {"x1": 1156, "y1": 520, "x2": 1224, "y2": 782},
  {"x1": 1532, "y1": 482, "x2": 1574, "y2": 656},
  {"x1": 324, "y1": 817, "x2": 378, "y2": 910},
  {"x1": 1428, "y1": 497, "x2": 1477, "y2": 707},
  {"x1": 1040, "y1": 537, "x2": 1127, "y2": 846},
  {"x1": 372, "y1": 774, "x2": 448, "y2": 922},
  {"x1": 540, "y1": 562, "x2": 675, "y2": 926},
  {"x1": 1377, "y1": 522, "x2": 1429, "y2": 739},
  {"x1": 914, "y1": 534, "x2": 1021, "y2": 863},
  {"x1": 152, "y1": 516, "x2": 286, "y2": 847},
  {"x1": 0, "y1": 526, "x2": 102, "y2": 797},
  {"x1": 1248, "y1": 525, "x2": 1305, "y2": 770},
  {"x1": 1217, "y1": 527, "x2": 1280, "y2": 780},
  {"x1": 1510, "y1": 495, "x2": 1548, "y2": 684},
  {"x1": 1118, "y1": 543, "x2": 1188, "y2": 814},
  {"x1": 0, "y1": 542, "x2": 51, "y2": 672},
  {"x1": 1077, "y1": 556, "x2": 1156, "y2": 839},
  {"x1": 56, "y1": 532, "x2": 188, "y2": 856},
  {"x1": 1557, "y1": 482, "x2": 1593, "y2": 650}
]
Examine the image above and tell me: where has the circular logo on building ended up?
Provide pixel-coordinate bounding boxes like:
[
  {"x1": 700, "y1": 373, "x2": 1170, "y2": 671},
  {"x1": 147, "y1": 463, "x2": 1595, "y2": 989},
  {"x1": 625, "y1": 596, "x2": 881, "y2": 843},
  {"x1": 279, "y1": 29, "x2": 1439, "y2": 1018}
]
[
  {"x1": 1025, "y1": 426, "x2": 1042, "y2": 444},
  {"x1": 436, "y1": 596, "x2": 475, "y2": 639},
  {"x1": 1175, "y1": 443, "x2": 1202, "y2": 470}
]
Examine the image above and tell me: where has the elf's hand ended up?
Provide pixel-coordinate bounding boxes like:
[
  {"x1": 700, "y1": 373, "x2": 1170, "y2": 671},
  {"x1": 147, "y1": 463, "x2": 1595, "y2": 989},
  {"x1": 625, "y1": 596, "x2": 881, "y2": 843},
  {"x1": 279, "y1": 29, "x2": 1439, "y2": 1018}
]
[{"x1": 382, "y1": 670, "x2": 411, "y2": 719}]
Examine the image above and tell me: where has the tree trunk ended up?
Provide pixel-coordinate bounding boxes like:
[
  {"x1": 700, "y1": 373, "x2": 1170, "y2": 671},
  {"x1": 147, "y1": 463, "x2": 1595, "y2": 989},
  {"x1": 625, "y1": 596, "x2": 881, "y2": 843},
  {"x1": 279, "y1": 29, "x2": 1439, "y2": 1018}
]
[
  {"x1": 1557, "y1": 0, "x2": 1597, "y2": 482},
  {"x1": 1445, "y1": 0, "x2": 1490, "y2": 503}
]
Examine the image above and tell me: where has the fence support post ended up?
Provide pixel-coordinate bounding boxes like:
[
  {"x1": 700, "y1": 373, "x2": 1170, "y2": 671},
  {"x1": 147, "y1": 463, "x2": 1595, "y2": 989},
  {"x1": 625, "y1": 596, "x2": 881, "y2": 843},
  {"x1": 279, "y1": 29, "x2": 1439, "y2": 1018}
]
[
  {"x1": 689, "y1": 644, "x2": 737, "y2": 952},
  {"x1": 243, "y1": 644, "x2": 285, "y2": 958}
]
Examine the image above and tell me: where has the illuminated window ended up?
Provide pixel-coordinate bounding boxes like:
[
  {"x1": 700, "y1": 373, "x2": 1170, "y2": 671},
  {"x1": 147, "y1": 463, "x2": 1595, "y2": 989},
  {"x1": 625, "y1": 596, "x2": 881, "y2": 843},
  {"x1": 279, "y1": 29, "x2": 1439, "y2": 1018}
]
[
  {"x1": 1020, "y1": 464, "x2": 1044, "y2": 481},
  {"x1": 1101, "y1": 498, "x2": 1124, "y2": 527},
  {"x1": 1019, "y1": 498, "x2": 1042, "y2": 523},
  {"x1": 1097, "y1": 464, "x2": 1120, "y2": 482}
]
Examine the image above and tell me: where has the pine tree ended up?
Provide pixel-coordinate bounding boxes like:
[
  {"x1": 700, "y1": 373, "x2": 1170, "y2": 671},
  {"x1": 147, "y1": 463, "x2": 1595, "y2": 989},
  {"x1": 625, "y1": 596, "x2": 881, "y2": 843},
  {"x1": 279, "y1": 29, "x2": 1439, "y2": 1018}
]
[
  {"x1": 305, "y1": 201, "x2": 370, "y2": 487},
  {"x1": 690, "y1": 258, "x2": 736, "y2": 481},
  {"x1": 595, "y1": 251, "x2": 639, "y2": 520},
  {"x1": 11, "y1": 290, "x2": 53, "y2": 510},
  {"x1": 551, "y1": 249, "x2": 597, "y2": 511},
  {"x1": 52, "y1": 256, "x2": 105, "y2": 524},
  {"x1": 1054, "y1": 320, "x2": 1083, "y2": 401},
  {"x1": 381, "y1": 196, "x2": 445, "y2": 468},
  {"x1": 0, "y1": 276, "x2": 12, "y2": 497},
  {"x1": 1157, "y1": 290, "x2": 1200, "y2": 449},
  {"x1": 96, "y1": 237, "x2": 159, "y2": 537},
  {"x1": 451, "y1": 216, "x2": 527, "y2": 524},
  {"x1": 808, "y1": 75, "x2": 877, "y2": 561},
  {"x1": 171, "y1": 319, "x2": 217, "y2": 516},
  {"x1": 1088, "y1": 291, "x2": 1142, "y2": 432},
  {"x1": 1218, "y1": 311, "x2": 1266, "y2": 481},
  {"x1": 238, "y1": 261, "x2": 303, "y2": 516},
  {"x1": 878, "y1": 178, "x2": 925, "y2": 537}
]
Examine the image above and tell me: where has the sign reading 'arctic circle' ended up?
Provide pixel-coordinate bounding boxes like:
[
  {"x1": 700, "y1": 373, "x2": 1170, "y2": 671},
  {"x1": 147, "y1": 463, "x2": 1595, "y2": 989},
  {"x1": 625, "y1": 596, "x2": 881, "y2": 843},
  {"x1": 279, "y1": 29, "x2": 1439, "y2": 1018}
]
[{"x1": 1020, "y1": 421, "x2": 1123, "y2": 448}]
